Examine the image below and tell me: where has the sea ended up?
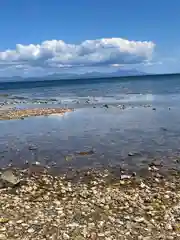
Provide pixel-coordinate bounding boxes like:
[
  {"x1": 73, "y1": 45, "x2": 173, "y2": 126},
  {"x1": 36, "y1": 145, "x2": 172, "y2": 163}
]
[{"x1": 1, "y1": 74, "x2": 180, "y2": 173}]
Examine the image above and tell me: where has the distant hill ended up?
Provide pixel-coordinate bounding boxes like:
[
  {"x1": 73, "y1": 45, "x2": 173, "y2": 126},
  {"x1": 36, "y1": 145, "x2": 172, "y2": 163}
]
[
  {"x1": 40, "y1": 69, "x2": 145, "y2": 80},
  {"x1": 0, "y1": 69, "x2": 145, "y2": 82}
]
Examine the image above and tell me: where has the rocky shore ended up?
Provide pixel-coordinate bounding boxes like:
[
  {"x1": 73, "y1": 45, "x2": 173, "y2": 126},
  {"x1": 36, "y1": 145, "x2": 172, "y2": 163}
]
[
  {"x1": 0, "y1": 108, "x2": 73, "y2": 120},
  {"x1": 0, "y1": 165, "x2": 180, "y2": 239}
]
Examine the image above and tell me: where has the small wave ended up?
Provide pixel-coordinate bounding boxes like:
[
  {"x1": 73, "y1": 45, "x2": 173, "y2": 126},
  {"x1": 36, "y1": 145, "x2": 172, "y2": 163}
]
[{"x1": 120, "y1": 94, "x2": 155, "y2": 103}]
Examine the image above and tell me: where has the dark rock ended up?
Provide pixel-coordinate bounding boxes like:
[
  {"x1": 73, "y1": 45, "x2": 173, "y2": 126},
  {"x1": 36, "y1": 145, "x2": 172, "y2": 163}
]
[
  {"x1": 160, "y1": 127, "x2": 168, "y2": 131},
  {"x1": 132, "y1": 172, "x2": 136, "y2": 177},
  {"x1": 128, "y1": 152, "x2": 141, "y2": 157},
  {"x1": 149, "y1": 160, "x2": 163, "y2": 167},
  {"x1": 28, "y1": 145, "x2": 38, "y2": 151},
  {"x1": 103, "y1": 104, "x2": 109, "y2": 108},
  {"x1": 128, "y1": 152, "x2": 134, "y2": 157},
  {"x1": 152, "y1": 108, "x2": 156, "y2": 111}
]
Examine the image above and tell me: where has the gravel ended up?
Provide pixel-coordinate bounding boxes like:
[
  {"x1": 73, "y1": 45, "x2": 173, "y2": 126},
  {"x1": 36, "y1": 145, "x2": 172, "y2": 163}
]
[{"x1": 0, "y1": 166, "x2": 180, "y2": 239}]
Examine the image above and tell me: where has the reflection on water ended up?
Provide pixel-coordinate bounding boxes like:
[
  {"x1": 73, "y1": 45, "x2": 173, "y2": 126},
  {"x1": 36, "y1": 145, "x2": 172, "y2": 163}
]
[
  {"x1": 0, "y1": 106, "x2": 180, "y2": 172},
  {"x1": 1, "y1": 77, "x2": 180, "y2": 173}
]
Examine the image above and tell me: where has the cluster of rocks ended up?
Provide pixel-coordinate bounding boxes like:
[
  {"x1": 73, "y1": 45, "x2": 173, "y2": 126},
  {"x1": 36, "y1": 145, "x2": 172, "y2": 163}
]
[
  {"x1": 0, "y1": 108, "x2": 73, "y2": 120},
  {"x1": 0, "y1": 165, "x2": 180, "y2": 239}
]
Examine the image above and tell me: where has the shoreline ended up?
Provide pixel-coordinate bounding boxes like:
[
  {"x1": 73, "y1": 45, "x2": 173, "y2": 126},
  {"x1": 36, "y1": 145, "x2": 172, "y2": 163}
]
[
  {"x1": 0, "y1": 103, "x2": 180, "y2": 238},
  {"x1": 1, "y1": 164, "x2": 180, "y2": 239}
]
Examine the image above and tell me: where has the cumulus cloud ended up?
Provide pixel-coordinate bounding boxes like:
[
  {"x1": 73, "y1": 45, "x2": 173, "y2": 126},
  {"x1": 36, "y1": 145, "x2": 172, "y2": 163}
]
[{"x1": 0, "y1": 38, "x2": 155, "y2": 75}]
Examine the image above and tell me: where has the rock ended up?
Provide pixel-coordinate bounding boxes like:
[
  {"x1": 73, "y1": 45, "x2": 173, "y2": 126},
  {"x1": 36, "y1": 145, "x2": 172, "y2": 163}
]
[
  {"x1": 134, "y1": 217, "x2": 145, "y2": 223},
  {"x1": 128, "y1": 152, "x2": 134, "y2": 156},
  {"x1": 0, "y1": 218, "x2": 9, "y2": 223},
  {"x1": 0, "y1": 181, "x2": 4, "y2": 188},
  {"x1": 0, "y1": 234, "x2": 6, "y2": 239},
  {"x1": 32, "y1": 161, "x2": 41, "y2": 166},
  {"x1": 76, "y1": 150, "x2": 95, "y2": 156},
  {"x1": 0, "y1": 169, "x2": 21, "y2": 187},
  {"x1": 165, "y1": 223, "x2": 173, "y2": 230},
  {"x1": 63, "y1": 233, "x2": 70, "y2": 239},
  {"x1": 27, "y1": 228, "x2": 35, "y2": 233},
  {"x1": 152, "y1": 108, "x2": 156, "y2": 111},
  {"x1": 160, "y1": 127, "x2": 167, "y2": 131},
  {"x1": 128, "y1": 152, "x2": 140, "y2": 157},
  {"x1": 28, "y1": 145, "x2": 38, "y2": 151},
  {"x1": 120, "y1": 174, "x2": 131, "y2": 180},
  {"x1": 103, "y1": 104, "x2": 109, "y2": 108}
]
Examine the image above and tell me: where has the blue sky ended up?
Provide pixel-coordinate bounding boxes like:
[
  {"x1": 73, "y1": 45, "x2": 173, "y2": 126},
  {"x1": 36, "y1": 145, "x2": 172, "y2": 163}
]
[{"x1": 0, "y1": 0, "x2": 179, "y2": 77}]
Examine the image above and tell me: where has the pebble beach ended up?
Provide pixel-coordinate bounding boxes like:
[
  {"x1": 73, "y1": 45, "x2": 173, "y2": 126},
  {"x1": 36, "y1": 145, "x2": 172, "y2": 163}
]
[
  {"x1": 1, "y1": 77, "x2": 180, "y2": 239},
  {"x1": 1, "y1": 164, "x2": 180, "y2": 239}
]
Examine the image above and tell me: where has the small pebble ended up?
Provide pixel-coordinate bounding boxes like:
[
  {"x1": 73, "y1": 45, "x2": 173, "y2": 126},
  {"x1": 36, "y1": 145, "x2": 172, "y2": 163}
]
[{"x1": 27, "y1": 228, "x2": 35, "y2": 233}]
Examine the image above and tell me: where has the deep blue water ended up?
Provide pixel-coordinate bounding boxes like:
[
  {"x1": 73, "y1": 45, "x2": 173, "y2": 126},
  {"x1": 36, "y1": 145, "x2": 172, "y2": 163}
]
[{"x1": 1, "y1": 74, "x2": 180, "y2": 172}]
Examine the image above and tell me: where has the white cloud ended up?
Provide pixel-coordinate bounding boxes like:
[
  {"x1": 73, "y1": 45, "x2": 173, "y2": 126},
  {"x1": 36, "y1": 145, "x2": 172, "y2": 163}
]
[{"x1": 0, "y1": 38, "x2": 155, "y2": 76}]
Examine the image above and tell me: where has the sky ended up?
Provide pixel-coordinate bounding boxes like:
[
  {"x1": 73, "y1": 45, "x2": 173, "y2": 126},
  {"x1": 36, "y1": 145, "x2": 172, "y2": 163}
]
[{"x1": 0, "y1": 0, "x2": 179, "y2": 77}]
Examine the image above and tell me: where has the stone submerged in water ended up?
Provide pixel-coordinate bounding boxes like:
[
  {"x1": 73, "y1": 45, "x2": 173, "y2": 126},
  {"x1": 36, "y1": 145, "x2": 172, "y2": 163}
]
[
  {"x1": 0, "y1": 169, "x2": 21, "y2": 188},
  {"x1": 103, "y1": 104, "x2": 109, "y2": 108}
]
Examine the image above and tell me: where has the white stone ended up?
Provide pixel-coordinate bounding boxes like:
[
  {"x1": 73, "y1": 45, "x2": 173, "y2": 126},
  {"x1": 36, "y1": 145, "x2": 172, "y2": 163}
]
[
  {"x1": 27, "y1": 228, "x2": 35, "y2": 233},
  {"x1": 0, "y1": 234, "x2": 6, "y2": 239},
  {"x1": 63, "y1": 233, "x2": 70, "y2": 239}
]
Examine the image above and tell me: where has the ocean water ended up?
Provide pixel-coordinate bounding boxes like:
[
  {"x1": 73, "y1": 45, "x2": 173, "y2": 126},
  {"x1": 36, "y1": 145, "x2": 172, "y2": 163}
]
[{"x1": 1, "y1": 74, "x2": 180, "y2": 173}]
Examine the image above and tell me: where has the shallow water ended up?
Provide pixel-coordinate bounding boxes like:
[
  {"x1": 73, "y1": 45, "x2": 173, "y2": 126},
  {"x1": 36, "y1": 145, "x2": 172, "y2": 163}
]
[
  {"x1": 1, "y1": 75, "x2": 180, "y2": 172},
  {"x1": 0, "y1": 106, "x2": 180, "y2": 172}
]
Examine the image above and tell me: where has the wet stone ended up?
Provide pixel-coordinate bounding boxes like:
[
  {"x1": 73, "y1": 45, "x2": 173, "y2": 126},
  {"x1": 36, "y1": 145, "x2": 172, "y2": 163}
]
[
  {"x1": 0, "y1": 169, "x2": 21, "y2": 187},
  {"x1": 103, "y1": 104, "x2": 109, "y2": 108},
  {"x1": 0, "y1": 166, "x2": 180, "y2": 239}
]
